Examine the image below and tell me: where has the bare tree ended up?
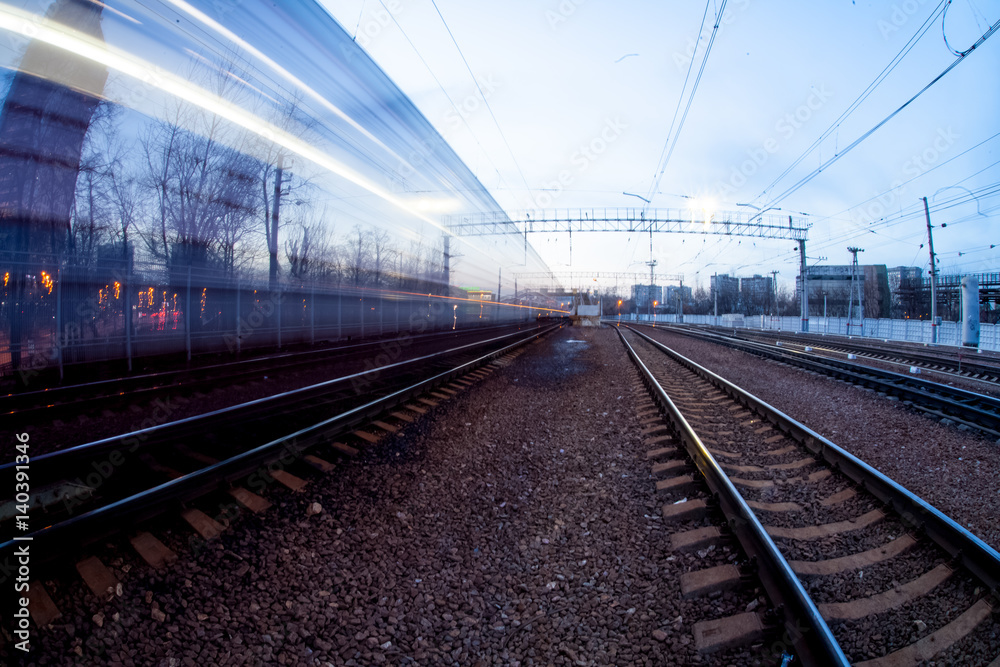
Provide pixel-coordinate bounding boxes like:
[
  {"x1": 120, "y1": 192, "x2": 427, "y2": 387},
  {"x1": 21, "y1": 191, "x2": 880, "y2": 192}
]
[{"x1": 343, "y1": 225, "x2": 372, "y2": 287}]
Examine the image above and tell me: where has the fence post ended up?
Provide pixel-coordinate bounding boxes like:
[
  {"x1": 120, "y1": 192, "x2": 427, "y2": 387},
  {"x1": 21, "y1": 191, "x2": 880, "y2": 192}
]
[
  {"x1": 360, "y1": 294, "x2": 365, "y2": 338},
  {"x1": 56, "y1": 265, "x2": 64, "y2": 381},
  {"x1": 276, "y1": 285, "x2": 282, "y2": 349},
  {"x1": 310, "y1": 283, "x2": 315, "y2": 345},
  {"x1": 185, "y1": 266, "x2": 192, "y2": 362},
  {"x1": 125, "y1": 265, "x2": 132, "y2": 372},
  {"x1": 337, "y1": 287, "x2": 342, "y2": 340},
  {"x1": 235, "y1": 276, "x2": 242, "y2": 355}
]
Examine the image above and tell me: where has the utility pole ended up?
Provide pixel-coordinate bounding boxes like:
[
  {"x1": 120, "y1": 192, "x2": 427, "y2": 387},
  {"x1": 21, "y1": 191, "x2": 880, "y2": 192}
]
[
  {"x1": 796, "y1": 217, "x2": 808, "y2": 332},
  {"x1": 442, "y1": 234, "x2": 451, "y2": 294},
  {"x1": 269, "y1": 154, "x2": 284, "y2": 290},
  {"x1": 712, "y1": 273, "x2": 718, "y2": 323},
  {"x1": 645, "y1": 259, "x2": 657, "y2": 320},
  {"x1": 922, "y1": 197, "x2": 939, "y2": 344},
  {"x1": 847, "y1": 246, "x2": 864, "y2": 334},
  {"x1": 497, "y1": 266, "x2": 501, "y2": 303},
  {"x1": 646, "y1": 229, "x2": 656, "y2": 320},
  {"x1": 769, "y1": 270, "x2": 779, "y2": 316}
]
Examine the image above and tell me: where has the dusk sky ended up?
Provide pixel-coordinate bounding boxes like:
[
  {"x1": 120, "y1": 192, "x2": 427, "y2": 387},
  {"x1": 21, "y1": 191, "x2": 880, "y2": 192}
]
[{"x1": 319, "y1": 0, "x2": 999, "y2": 292}]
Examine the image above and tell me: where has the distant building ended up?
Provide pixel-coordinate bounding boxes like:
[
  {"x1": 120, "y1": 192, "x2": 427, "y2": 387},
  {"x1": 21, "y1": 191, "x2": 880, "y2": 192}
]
[
  {"x1": 710, "y1": 274, "x2": 740, "y2": 313},
  {"x1": 887, "y1": 266, "x2": 923, "y2": 317},
  {"x1": 632, "y1": 284, "x2": 662, "y2": 309},
  {"x1": 798, "y1": 265, "x2": 890, "y2": 318},
  {"x1": 663, "y1": 285, "x2": 692, "y2": 311},
  {"x1": 739, "y1": 275, "x2": 774, "y2": 315}
]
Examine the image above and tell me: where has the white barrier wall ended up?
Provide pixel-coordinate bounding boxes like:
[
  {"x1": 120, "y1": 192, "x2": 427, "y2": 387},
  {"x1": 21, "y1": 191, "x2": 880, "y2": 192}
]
[{"x1": 620, "y1": 314, "x2": 999, "y2": 352}]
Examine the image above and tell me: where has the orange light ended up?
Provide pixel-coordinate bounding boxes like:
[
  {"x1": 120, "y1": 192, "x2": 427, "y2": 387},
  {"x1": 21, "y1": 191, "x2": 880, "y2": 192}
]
[
  {"x1": 114, "y1": 281, "x2": 121, "y2": 299},
  {"x1": 3, "y1": 271, "x2": 8, "y2": 287}
]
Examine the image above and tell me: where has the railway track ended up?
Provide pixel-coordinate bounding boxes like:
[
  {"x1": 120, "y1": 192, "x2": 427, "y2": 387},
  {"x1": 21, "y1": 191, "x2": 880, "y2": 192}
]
[
  {"x1": 713, "y1": 326, "x2": 1000, "y2": 386},
  {"x1": 1, "y1": 322, "x2": 547, "y2": 425},
  {"x1": 616, "y1": 324, "x2": 1000, "y2": 665},
  {"x1": 637, "y1": 324, "x2": 1000, "y2": 439},
  {"x1": 0, "y1": 323, "x2": 560, "y2": 591}
]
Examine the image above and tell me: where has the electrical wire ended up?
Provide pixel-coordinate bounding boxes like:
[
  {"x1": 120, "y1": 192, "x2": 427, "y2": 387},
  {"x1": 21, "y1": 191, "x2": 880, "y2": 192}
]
[
  {"x1": 644, "y1": 0, "x2": 728, "y2": 206},
  {"x1": 808, "y1": 131, "x2": 1000, "y2": 228},
  {"x1": 428, "y1": 0, "x2": 535, "y2": 205},
  {"x1": 644, "y1": 0, "x2": 712, "y2": 200},
  {"x1": 751, "y1": 1, "x2": 948, "y2": 207},
  {"x1": 373, "y1": 0, "x2": 513, "y2": 202},
  {"x1": 758, "y1": 13, "x2": 1000, "y2": 215}
]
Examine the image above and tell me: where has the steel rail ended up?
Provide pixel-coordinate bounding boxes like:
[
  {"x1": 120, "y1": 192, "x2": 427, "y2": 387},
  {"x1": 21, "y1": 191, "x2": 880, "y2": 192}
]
[
  {"x1": 2, "y1": 322, "x2": 541, "y2": 417},
  {"x1": 625, "y1": 324, "x2": 1000, "y2": 596},
  {"x1": 4, "y1": 325, "x2": 550, "y2": 480},
  {"x1": 721, "y1": 327, "x2": 1000, "y2": 380},
  {"x1": 0, "y1": 323, "x2": 561, "y2": 562},
  {"x1": 643, "y1": 324, "x2": 1000, "y2": 437},
  {"x1": 613, "y1": 326, "x2": 850, "y2": 667}
]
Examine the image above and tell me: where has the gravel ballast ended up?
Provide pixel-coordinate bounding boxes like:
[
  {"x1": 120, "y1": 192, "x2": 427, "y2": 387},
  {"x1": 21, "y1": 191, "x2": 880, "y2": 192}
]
[{"x1": 17, "y1": 327, "x2": 764, "y2": 666}]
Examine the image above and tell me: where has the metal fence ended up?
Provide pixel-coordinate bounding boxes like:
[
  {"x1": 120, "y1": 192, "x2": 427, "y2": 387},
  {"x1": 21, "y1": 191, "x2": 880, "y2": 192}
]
[
  {"x1": 619, "y1": 313, "x2": 999, "y2": 352},
  {"x1": 1, "y1": 259, "x2": 546, "y2": 381}
]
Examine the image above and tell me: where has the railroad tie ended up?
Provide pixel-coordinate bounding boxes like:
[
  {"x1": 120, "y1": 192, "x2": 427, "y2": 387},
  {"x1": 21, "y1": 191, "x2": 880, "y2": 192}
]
[
  {"x1": 764, "y1": 509, "x2": 884, "y2": 540},
  {"x1": 679, "y1": 564, "x2": 742, "y2": 599},
  {"x1": 304, "y1": 454, "x2": 336, "y2": 473},
  {"x1": 75, "y1": 556, "x2": 119, "y2": 598},
  {"x1": 270, "y1": 470, "x2": 308, "y2": 492},
  {"x1": 372, "y1": 420, "x2": 399, "y2": 434},
  {"x1": 27, "y1": 582, "x2": 62, "y2": 626},
  {"x1": 228, "y1": 487, "x2": 272, "y2": 513},
  {"x1": 670, "y1": 526, "x2": 723, "y2": 553},
  {"x1": 692, "y1": 612, "x2": 764, "y2": 654},
  {"x1": 819, "y1": 487, "x2": 857, "y2": 506},
  {"x1": 853, "y1": 598, "x2": 993, "y2": 667},
  {"x1": 661, "y1": 498, "x2": 709, "y2": 522},
  {"x1": 817, "y1": 564, "x2": 953, "y2": 622},
  {"x1": 352, "y1": 430, "x2": 382, "y2": 444},
  {"x1": 790, "y1": 534, "x2": 918, "y2": 576},
  {"x1": 180, "y1": 508, "x2": 226, "y2": 540},
  {"x1": 129, "y1": 532, "x2": 178, "y2": 569}
]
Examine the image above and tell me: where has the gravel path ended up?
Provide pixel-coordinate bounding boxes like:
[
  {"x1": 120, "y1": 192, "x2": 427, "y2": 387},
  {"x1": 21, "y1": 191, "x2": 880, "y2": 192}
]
[
  {"x1": 18, "y1": 327, "x2": 759, "y2": 666},
  {"x1": 639, "y1": 326, "x2": 1000, "y2": 552}
]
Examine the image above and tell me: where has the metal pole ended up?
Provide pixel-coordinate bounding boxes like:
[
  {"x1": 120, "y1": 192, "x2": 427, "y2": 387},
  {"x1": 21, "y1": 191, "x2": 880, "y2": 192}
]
[
  {"x1": 236, "y1": 275, "x2": 241, "y2": 355},
  {"x1": 310, "y1": 283, "x2": 315, "y2": 345},
  {"x1": 56, "y1": 265, "x2": 63, "y2": 381},
  {"x1": 337, "y1": 284, "x2": 342, "y2": 340},
  {"x1": 922, "y1": 197, "x2": 938, "y2": 344},
  {"x1": 124, "y1": 265, "x2": 132, "y2": 372},
  {"x1": 798, "y1": 221, "x2": 808, "y2": 332},
  {"x1": 185, "y1": 265, "x2": 192, "y2": 361}
]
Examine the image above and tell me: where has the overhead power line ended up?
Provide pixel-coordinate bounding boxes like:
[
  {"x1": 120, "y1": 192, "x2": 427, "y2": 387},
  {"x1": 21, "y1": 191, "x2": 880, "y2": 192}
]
[
  {"x1": 428, "y1": 0, "x2": 535, "y2": 205},
  {"x1": 758, "y1": 13, "x2": 1000, "y2": 214},
  {"x1": 644, "y1": 0, "x2": 729, "y2": 206},
  {"x1": 752, "y1": 1, "x2": 948, "y2": 207}
]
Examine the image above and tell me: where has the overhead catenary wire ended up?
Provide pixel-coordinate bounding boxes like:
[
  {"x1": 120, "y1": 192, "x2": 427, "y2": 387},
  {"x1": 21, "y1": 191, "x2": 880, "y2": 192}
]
[
  {"x1": 372, "y1": 0, "x2": 514, "y2": 204},
  {"x1": 428, "y1": 0, "x2": 535, "y2": 207},
  {"x1": 751, "y1": 1, "x2": 948, "y2": 207},
  {"x1": 757, "y1": 13, "x2": 1000, "y2": 215},
  {"x1": 644, "y1": 0, "x2": 729, "y2": 207}
]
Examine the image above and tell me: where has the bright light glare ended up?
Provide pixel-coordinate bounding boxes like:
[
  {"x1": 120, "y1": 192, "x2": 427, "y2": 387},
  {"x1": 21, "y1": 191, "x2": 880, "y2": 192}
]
[
  {"x1": 687, "y1": 198, "x2": 716, "y2": 226},
  {"x1": 414, "y1": 197, "x2": 460, "y2": 213}
]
